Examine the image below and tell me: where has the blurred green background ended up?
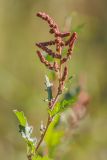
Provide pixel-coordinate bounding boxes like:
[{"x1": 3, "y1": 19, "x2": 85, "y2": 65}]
[{"x1": 0, "y1": 0, "x2": 107, "y2": 159}]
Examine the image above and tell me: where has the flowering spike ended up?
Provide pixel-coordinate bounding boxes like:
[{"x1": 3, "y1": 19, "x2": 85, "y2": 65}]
[
  {"x1": 61, "y1": 66, "x2": 68, "y2": 82},
  {"x1": 39, "y1": 40, "x2": 55, "y2": 46},
  {"x1": 65, "y1": 32, "x2": 77, "y2": 46},
  {"x1": 61, "y1": 57, "x2": 68, "y2": 64},
  {"x1": 37, "y1": 12, "x2": 59, "y2": 33},
  {"x1": 36, "y1": 43, "x2": 61, "y2": 59}
]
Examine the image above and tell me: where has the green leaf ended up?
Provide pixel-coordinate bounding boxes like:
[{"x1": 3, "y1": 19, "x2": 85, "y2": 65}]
[
  {"x1": 27, "y1": 139, "x2": 36, "y2": 155},
  {"x1": 48, "y1": 102, "x2": 60, "y2": 117},
  {"x1": 13, "y1": 110, "x2": 36, "y2": 155},
  {"x1": 45, "y1": 55, "x2": 54, "y2": 62},
  {"x1": 13, "y1": 110, "x2": 27, "y2": 126},
  {"x1": 48, "y1": 97, "x2": 76, "y2": 117},
  {"x1": 48, "y1": 87, "x2": 80, "y2": 117},
  {"x1": 45, "y1": 116, "x2": 63, "y2": 157},
  {"x1": 42, "y1": 51, "x2": 54, "y2": 62}
]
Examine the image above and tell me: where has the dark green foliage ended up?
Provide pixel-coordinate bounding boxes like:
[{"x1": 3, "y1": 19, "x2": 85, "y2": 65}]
[
  {"x1": 45, "y1": 55, "x2": 54, "y2": 62},
  {"x1": 48, "y1": 87, "x2": 80, "y2": 117}
]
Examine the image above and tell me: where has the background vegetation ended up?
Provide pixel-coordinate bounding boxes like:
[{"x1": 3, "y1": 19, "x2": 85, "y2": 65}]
[{"x1": 0, "y1": 0, "x2": 107, "y2": 159}]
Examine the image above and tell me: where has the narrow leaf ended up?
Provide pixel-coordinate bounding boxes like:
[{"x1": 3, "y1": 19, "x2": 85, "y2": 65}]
[{"x1": 13, "y1": 110, "x2": 27, "y2": 126}]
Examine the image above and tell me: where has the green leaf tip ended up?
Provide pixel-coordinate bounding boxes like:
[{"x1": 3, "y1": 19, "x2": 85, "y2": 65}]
[{"x1": 13, "y1": 110, "x2": 27, "y2": 126}]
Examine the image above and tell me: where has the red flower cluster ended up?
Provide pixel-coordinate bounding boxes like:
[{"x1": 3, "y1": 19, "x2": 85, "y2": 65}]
[{"x1": 36, "y1": 12, "x2": 77, "y2": 93}]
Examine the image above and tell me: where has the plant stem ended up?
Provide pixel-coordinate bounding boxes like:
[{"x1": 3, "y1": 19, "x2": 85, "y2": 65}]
[
  {"x1": 35, "y1": 115, "x2": 51, "y2": 153},
  {"x1": 35, "y1": 47, "x2": 62, "y2": 154},
  {"x1": 35, "y1": 92, "x2": 60, "y2": 153}
]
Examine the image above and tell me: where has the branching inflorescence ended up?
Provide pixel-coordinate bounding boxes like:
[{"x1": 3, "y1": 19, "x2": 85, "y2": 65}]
[
  {"x1": 36, "y1": 12, "x2": 77, "y2": 93},
  {"x1": 35, "y1": 12, "x2": 77, "y2": 154},
  {"x1": 14, "y1": 12, "x2": 78, "y2": 160}
]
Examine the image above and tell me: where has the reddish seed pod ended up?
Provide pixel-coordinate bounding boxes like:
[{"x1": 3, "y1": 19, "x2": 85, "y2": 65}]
[
  {"x1": 37, "y1": 50, "x2": 45, "y2": 63},
  {"x1": 37, "y1": 11, "x2": 67, "y2": 53},
  {"x1": 61, "y1": 57, "x2": 68, "y2": 64},
  {"x1": 53, "y1": 61, "x2": 59, "y2": 72},
  {"x1": 39, "y1": 41, "x2": 55, "y2": 46},
  {"x1": 36, "y1": 12, "x2": 42, "y2": 17},
  {"x1": 55, "y1": 32, "x2": 70, "y2": 38},
  {"x1": 36, "y1": 12, "x2": 77, "y2": 82},
  {"x1": 61, "y1": 66, "x2": 68, "y2": 82},
  {"x1": 55, "y1": 31, "x2": 60, "y2": 37},
  {"x1": 60, "y1": 32, "x2": 70, "y2": 37},
  {"x1": 57, "y1": 66, "x2": 68, "y2": 93},
  {"x1": 36, "y1": 43, "x2": 61, "y2": 59},
  {"x1": 50, "y1": 23, "x2": 55, "y2": 28},
  {"x1": 37, "y1": 51, "x2": 59, "y2": 72},
  {"x1": 65, "y1": 32, "x2": 77, "y2": 46},
  {"x1": 60, "y1": 41, "x2": 65, "y2": 46},
  {"x1": 37, "y1": 12, "x2": 60, "y2": 34},
  {"x1": 49, "y1": 28, "x2": 54, "y2": 34}
]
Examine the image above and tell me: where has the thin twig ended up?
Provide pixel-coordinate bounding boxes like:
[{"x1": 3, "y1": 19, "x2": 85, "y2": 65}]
[
  {"x1": 35, "y1": 115, "x2": 51, "y2": 153},
  {"x1": 35, "y1": 92, "x2": 60, "y2": 153}
]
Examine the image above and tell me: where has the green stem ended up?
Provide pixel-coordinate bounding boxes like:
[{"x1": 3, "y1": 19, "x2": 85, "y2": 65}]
[{"x1": 35, "y1": 46, "x2": 62, "y2": 155}]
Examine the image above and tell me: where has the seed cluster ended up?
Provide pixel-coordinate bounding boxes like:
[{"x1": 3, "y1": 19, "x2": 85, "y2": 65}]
[
  {"x1": 37, "y1": 51, "x2": 59, "y2": 72},
  {"x1": 36, "y1": 12, "x2": 77, "y2": 93},
  {"x1": 36, "y1": 43, "x2": 61, "y2": 59}
]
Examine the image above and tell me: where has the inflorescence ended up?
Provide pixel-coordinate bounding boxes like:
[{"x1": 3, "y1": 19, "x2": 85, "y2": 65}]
[
  {"x1": 36, "y1": 12, "x2": 77, "y2": 95},
  {"x1": 35, "y1": 12, "x2": 77, "y2": 154}
]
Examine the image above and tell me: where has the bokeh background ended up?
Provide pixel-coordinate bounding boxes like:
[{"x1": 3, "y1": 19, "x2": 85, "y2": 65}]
[{"x1": 0, "y1": 0, "x2": 107, "y2": 159}]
